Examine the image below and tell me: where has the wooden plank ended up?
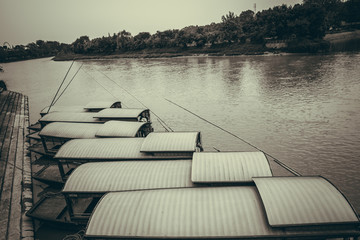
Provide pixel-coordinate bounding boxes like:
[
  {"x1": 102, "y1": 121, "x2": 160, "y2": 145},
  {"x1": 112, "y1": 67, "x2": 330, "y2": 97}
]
[
  {"x1": 0, "y1": 92, "x2": 14, "y2": 149},
  {"x1": 0, "y1": 92, "x2": 21, "y2": 240},
  {"x1": 22, "y1": 95, "x2": 34, "y2": 240},
  {"x1": 0, "y1": 92, "x2": 18, "y2": 190},
  {"x1": 0, "y1": 91, "x2": 33, "y2": 240},
  {"x1": 8, "y1": 94, "x2": 25, "y2": 240},
  {"x1": 0, "y1": 91, "x2": 10, "y2": 119}
]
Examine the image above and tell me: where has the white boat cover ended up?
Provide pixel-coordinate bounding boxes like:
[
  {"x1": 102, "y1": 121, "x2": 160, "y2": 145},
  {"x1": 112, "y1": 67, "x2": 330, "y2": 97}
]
[
  {"x1": 40, "y1": 105, "x2": 85, "y2": 115},
  {"x1": 62, "y1": 160, "x2": 194, "y2": 193},
  {"x1": 39, "y1": 122, "x2": 100, "y2": 139},
  {"x1": 55, "y1": 132, "x2": 201, "y2": 160},
  {"x1": 140, "y1": 132, "x2": 201, "y2": 152},
  {"x1": 39, "y1": 112, "x2": 102, "y2": 124},
  {"x1": 85, "y1": 183, "x2": 360, "y2": 239},
  {"x1": 93, "y1": 108, "x2": 148, "y2": 119},
  {"x1": 86, "y1": 187, "x2": 280, "y2": 238},
  {"x1": 191, "y1": 151, "x2": 272, "y2": 183},
  {"x1": 40, "y1": 101, "x2": 121, "y2": 115},
  {"x1": 55, "y1": 138, "x2": 146, "y2": 160},
  {"x1": 84, "y1": 101, "x2": 121, "y2": 110},
  {"x1": 39, "y1": 121, "x2": 147, "y2": 139},
  {"x1": 253, "y1": 176, "x2": 359, "y2": 227},
  {"x1": 95, "y1": 121, "x2": 149, "y2": 137}
]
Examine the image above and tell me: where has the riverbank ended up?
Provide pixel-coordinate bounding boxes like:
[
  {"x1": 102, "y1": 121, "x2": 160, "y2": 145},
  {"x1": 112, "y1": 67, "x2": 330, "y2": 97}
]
[
  {"x1": 52, "y1": 31, "x2": 360, "y2": 61},
  {"x1": 52, "y1": 43, "x2": 268, "y2": 61}
]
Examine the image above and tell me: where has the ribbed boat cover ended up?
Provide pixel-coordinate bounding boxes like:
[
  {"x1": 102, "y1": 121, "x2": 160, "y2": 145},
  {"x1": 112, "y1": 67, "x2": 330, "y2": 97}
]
[
  {"x1": 86, "y1": 187, "x2": 281, "y2": 238},
  {"x1": 62, "y1": 160, "x2": 194, "y2": 193},
  {"x1": 95, "y1": 121, "x2": 147, "y2": 137},
  {"x1": 84, "y1": 101, "x2": 121, "y2": 110},
  {"x1": 39, "y1": 122, "x2": 100, "y2": 139},
  {"x1": 94, "y1": 108, "x2": 147, "y2": 119},
  {"x1": 191, "y1": 152, "x2": 272, "y2": 183},
  {"x1": 40, "y1": 105, "x2": 85, "y2": 115},
  {"x1": 253, "y1": 176, "x2": 359, "y2": 227},
  {"x1": 140, "y1": 132, "x2": 200, "y2": 152},
  {"x1": 39, "y1": 112, "x2": 102, "y2": 124},
  {"x1": 55, "y1": 138, "x2": 146, "y2": 160}
]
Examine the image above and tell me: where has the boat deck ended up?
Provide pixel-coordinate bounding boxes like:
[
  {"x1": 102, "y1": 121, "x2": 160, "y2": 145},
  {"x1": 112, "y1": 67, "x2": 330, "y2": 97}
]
[{"x1": 0, "y1": 90, "x2": 33, "y2": 240}]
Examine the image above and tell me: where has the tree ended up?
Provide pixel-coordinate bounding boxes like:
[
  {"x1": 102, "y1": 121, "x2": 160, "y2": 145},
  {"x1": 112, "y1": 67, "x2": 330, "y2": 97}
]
[
  {"x1": 72, "y1": 36, "x2": 90, "y2": 54},
  {"x1": 117, "y1": 30, "x2": 132, "y2": 51},
  {"x1": 221, "y1": 11, "x2": 243, "y2": 43},
  {"x1": 133, "y1": 32, "x2": 151, "y2": 50}
]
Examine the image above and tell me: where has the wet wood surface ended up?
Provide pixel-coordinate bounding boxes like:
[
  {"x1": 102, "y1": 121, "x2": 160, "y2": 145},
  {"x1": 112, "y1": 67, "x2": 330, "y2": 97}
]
[{"x1": 0, "y1": 90, "x2": 33, "y2": 240}]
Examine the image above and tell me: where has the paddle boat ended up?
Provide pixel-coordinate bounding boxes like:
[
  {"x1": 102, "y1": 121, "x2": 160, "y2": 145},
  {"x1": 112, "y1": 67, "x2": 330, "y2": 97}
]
[
  {"x1": 38, "y1": 108, "x2": 150, "y2": 128},
  {"x1": 86, "y1": 176, "x2": 360, "y2": 239},
  {"x1": 40, "y1": 101, "x2": 122, "y2": 117},
  {"x1": 27, "y1": 151, "x2": 273, "y2": 229},
  {"x1": 34, "y1": 131, "x2": 203, "y2": 185},
  {"x1": 33, "y1": 121, "x2": 153, "y2": 156}
]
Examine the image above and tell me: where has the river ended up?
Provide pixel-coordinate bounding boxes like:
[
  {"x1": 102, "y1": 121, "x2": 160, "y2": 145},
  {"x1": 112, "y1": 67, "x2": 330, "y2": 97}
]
[{"x1": 2, "y1": 53, "x2": 360, "y2": 236}]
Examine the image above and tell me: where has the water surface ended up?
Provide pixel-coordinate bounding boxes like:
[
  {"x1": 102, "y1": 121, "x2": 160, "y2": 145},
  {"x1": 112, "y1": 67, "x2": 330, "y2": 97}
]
[{"x1": 3, "y1": 54, "x2": 360, "y2": 215}]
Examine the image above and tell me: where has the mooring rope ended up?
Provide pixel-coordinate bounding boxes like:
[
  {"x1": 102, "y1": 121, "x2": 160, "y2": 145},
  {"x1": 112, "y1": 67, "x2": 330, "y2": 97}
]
[
  {"x1": 53, "y1": 63, "x2": 83, "y2": 105},
  {"x1": 165, "y1": 98, "x2": 301, "y2": 176},
  {"x1": 47, "y1": 60, "x2": 74, "y2": 113},
  {"x1": 98, "y1": 70, "x2": 174, "y2": 132},
  {"x1": 81, "y1": 68, "x2": 126, "y2": 107}
]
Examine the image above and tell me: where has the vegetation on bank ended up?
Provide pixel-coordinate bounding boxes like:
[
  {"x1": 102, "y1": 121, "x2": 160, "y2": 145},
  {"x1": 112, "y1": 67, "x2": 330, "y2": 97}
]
[{"x1": 1, "y1": 0, "x2": 360, "y2": 63}]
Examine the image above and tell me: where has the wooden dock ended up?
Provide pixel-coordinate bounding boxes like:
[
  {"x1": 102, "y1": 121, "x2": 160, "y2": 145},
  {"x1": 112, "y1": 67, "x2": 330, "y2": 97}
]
[{"x1": 0, "y1": 90, "x2": 33, "y2": 240}]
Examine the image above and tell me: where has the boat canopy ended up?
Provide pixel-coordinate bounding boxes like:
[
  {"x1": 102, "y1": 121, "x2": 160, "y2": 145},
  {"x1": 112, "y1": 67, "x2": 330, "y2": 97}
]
[
  {"x1": 191, "y1": 152, "x2": 272, "y2": 183},
  {"x1": 140, "y1": 132, "x2": 202, "y2": 152},
  {"x1": 85, "y1": 180, "x2": 360, "y2": 239},
  {"x1": 95, "y1": 121, "x2": 151, "y2": 137},
  {"x1": 39, "y1": 112, "x2": 103, "y2": 125},
  {"x1": 39, "y1": 122, "x2": 100, "y2": 139},
  {"x1": 40, "y1": 101, "x2": 121, "y2": 116},
  {"x1": 253, "y1": 176, "x2": 359, "y2": 227},
  {"x1": 55, "y1": 132, "x2": 202, "y2": 160},
  {"x1": 86, "y1": 187, "x2": 277, "y2": 238},
  {"x1": 83, "y1": 101, "x2": 121, "y2": 111},
  {"x1": 55, "y1": 138, "x2": 146, "y2": 160},
  {"x1": 39, "y1": 121, "x2": 150, "y2": 139},
  {"x1": 62, "y1": 160, "x2": 194, "y2": 193},
  {"x1": 93, "y1": 108, "x2": 150, "y2": 121},
  {"x1": 40, "y1": 106, "x2": 86, "y2": 116}
]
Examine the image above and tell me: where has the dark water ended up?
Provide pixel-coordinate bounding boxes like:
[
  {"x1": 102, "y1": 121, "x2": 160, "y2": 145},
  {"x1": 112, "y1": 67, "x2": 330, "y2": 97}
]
[{"x1": 2, "y1": 53, "x2": 360, "y2": 222}]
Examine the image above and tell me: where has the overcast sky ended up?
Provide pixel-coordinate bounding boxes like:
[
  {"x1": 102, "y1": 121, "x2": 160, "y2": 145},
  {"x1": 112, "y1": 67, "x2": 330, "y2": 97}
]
[{"x1": 1, "y1": 0, "x2": 302, "y2": 46}]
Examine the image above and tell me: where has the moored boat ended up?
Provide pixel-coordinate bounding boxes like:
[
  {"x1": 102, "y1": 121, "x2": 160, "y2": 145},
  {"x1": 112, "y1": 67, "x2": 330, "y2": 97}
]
[
  {"x1": 37, "y1": 121, "x2": 153, "y2": 155},
  {"x1": 40, "y1": 100, "x2": 122, "y2": 117},
  {"x1": 85, "y1": 177, "x2": 360, "y2": 239},
  {"x1": 35, "y1": 131, "x2": 203, "y2": 184},
  {"x1": 27, "y1": 151, "x2": 273, "y2": 228},
  {"x1": 26, "y1": 74, "x2": 360, "y2": 239},
  {"x1": 38, "y1": 108, "x2": 150, "y2": 128}
]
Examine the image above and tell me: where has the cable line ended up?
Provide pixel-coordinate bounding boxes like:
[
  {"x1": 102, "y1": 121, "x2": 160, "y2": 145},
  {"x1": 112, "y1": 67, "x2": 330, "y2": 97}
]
[
  {"x1": 47, "y1": 60, "x2": 74, "y2": 113},
  {"x1": 53, "y1": 63, "x2": 83, "y2": 105},
  {"x1": 81, "y1": 68, "x2": 126, "y2": 107},
  {"x1": 165, "y1": 98, "x2": 301, "y2": 176},
  {"x1": 98, "y1": 70, "x2": 173, "y2": 132}
]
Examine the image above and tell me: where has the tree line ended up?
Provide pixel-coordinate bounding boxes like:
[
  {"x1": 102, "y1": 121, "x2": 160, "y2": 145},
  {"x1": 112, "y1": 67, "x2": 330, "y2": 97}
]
[{"x1": 1, "y1": 0, "x2": 359, "y2": 62}]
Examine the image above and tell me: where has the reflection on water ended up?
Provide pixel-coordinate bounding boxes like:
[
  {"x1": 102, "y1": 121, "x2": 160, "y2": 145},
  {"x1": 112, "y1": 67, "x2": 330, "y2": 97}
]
[{"x1": 3, "y1": 54, "x2": 360, "y2": 215}]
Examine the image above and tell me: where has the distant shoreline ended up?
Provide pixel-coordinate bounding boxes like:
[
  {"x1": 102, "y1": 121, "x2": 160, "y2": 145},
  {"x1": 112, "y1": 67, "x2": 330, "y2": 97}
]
[{"x1": 53, "y1": 30, "x2": 360, "y2": 61}]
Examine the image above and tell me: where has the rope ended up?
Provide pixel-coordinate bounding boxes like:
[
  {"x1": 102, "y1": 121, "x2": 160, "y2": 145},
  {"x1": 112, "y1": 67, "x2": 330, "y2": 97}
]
[
  {"x1": 98, "y1": 70, "x2": 173, "y2": 132},
  {"x1": 62, "y1": 229, "x2": 85, "y2": 240},
  {"x1": 47, "y1": 60, "x2": 74, "y2": 113},
  {"x1": 165, "y1": 98, "x2": 301, "y2": 176},
  {"x1": 156, "y1": 118, "x2": 170, "y2": 132},
  {"x1": 81, "y1": 69, "x2": 125, "y2": 106},
  {"x1": 53, "y1": 63, "x2": 83, "y2": 105}
]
